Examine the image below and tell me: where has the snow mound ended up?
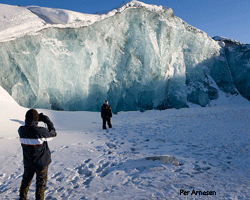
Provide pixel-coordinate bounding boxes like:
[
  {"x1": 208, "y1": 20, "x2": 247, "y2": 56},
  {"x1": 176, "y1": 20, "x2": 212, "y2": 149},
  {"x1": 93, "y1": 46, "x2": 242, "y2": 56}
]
[
  {"x1": 103, "y1": 0, "x2": 170, "y2": 14},
  {"x1": 27, "y1": 6, "x2": 70, "y2": 24}
]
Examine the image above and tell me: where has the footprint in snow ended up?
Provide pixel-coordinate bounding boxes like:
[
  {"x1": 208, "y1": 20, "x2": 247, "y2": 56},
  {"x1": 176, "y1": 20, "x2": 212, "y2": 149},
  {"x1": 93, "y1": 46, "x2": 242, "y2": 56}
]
[
  {"x1": 192, "y1": 163, "x2": 212, "y2": 174},
  {"x1": 105, "y1": 142, "x2": 116, "y2": 149},
  {"x1": 83, "y1": 176, "x2": 94, "y2": 187},
  {"x1": 51, "y1": 172, "x2": 64, "y2": 182},
  {"x1": 96, "y1": 161, "x2": 110, "y2": 173},
  {"x1": 75, "y1": 164, "x2": 92, "y2": 177},
  {"x1": 56, "y1": 187, "x2": 64, "y2": 192},
  {"x1": 84, "y1": 158, "x2": 91, "y2": 163},
  {"x1": 60, "y1": 146, "x2": 68, "y2": 150}
]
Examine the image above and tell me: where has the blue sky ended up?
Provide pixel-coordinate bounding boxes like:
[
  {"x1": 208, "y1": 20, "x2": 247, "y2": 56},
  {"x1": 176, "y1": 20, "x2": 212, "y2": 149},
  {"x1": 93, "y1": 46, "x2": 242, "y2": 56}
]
[{"x1": 4, "y1": 0, "x2": 250, "y2": 44}]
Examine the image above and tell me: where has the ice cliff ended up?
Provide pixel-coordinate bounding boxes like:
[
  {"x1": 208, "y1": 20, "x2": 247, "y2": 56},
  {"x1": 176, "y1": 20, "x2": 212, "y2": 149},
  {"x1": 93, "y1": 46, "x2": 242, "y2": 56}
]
[
  {"x1": 213, "y1": 36, "x2": 250, "y2": 101},
  {"x1": 0, "y1": 1, "x2": 249, "y2": 113}
]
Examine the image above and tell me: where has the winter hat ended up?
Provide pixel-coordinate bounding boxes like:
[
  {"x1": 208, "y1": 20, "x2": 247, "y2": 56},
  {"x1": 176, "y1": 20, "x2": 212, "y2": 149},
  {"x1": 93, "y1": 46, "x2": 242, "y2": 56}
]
[
  {"x1": 25, "y1": 109, "x2": 39, "y2": 121},
  {"x1": 104, "y1": 100, "x2": 109, "y2": 105}
]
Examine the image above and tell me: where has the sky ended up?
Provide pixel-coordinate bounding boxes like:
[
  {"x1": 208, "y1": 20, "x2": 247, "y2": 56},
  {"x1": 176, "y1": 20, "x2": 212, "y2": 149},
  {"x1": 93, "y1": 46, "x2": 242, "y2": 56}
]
[{"x1": 3, "y1": 0, "x2": 250, "y2": 44}]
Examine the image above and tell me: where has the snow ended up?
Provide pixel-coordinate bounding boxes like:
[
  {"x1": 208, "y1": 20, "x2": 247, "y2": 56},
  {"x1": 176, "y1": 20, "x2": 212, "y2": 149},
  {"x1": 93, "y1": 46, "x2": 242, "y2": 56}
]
[
  {"x1": 1, "y1": 1, "x2": 250, "y2": 199},
  {"x1": 1, "y1": 84, "x2": 250, "y2": 199},
  {"x1": 0, "y1": 1, "x2": 170, "y2": 42},
  {"x1": 213, "y1": 36, "x2": 242, "y2": 45}
]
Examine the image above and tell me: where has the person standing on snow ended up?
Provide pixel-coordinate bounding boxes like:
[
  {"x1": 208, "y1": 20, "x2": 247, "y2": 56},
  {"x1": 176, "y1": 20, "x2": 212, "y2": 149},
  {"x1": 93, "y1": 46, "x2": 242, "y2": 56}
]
[
  {"x1": 101, "y1": 100, "x2": 113, "y2": 129},
  {"x1": 18, "y1": 109, "x2": 57, "y2": 200}
]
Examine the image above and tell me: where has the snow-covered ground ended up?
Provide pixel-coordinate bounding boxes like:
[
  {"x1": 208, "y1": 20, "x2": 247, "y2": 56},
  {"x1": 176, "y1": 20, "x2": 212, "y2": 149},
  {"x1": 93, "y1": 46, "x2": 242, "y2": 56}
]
[{"x1": 1, "y1": 84, "x2": 250, "y2": 199}]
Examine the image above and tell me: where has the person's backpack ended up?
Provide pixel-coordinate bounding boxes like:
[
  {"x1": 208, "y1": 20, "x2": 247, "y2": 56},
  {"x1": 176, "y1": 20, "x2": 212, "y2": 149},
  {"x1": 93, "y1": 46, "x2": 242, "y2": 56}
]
[{"x1": 101, "y1": 104, "x2": 112, "y2": 118}]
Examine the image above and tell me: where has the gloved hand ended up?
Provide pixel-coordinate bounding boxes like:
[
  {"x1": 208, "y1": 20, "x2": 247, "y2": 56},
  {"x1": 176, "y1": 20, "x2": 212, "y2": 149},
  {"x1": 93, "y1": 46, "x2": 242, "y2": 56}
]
[
  {"x1": 39, "y1": 113, "x2": 48, "y2": 123},
  {"x1": 39, "y1": 113, "x2": 55, "y2": 131}
]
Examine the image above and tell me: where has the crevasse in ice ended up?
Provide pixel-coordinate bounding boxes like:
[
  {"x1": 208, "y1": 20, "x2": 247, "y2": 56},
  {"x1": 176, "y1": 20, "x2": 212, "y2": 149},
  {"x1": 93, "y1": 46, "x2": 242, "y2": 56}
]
[{"x1": 0, "y1": 5, "x2": 247, "y2": 112}]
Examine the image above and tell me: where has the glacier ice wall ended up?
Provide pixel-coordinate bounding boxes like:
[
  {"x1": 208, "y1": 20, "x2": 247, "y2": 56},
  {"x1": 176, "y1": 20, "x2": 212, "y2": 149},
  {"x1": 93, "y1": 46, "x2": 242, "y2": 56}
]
[
  {"x1": 0, "y1": 7, "x2": 239, "y2": 113},
  {"x1": 217, "y1": 39, "x2": 250, "y2": 100}
]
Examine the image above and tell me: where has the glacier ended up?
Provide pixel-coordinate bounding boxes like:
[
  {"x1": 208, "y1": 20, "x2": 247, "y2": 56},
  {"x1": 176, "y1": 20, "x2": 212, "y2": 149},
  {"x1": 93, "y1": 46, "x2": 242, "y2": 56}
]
[
  {"x1": 213, "y1": 36, "x2": 250, "y2": 101},
  {"x1": 0, "y1": 2, "x2": 249, "y2": 113}
]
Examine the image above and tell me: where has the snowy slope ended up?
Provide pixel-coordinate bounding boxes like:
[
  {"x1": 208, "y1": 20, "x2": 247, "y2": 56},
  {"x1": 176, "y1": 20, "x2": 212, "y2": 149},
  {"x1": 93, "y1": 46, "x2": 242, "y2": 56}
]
[{"x1": 0, "y1": 86, "x2": 26, "y2": 137}]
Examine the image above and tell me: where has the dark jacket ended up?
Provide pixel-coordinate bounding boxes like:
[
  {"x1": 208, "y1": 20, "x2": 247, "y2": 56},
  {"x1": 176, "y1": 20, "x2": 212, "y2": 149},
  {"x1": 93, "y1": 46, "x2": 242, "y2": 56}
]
[
  {"x1": 101, "y1": 104, "x2": 112, "y2": 119},
  {"x1": 18, "y1": 117, "x2": 57, "y2": 169}
]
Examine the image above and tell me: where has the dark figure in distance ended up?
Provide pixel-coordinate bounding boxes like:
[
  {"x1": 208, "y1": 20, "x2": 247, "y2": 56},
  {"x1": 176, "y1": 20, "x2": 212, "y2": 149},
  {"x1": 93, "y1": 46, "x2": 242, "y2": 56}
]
[
  {"x1": 101, "y1": 100, "x2": 112, "y2": 129},
  {"x1": 18, "y1": 109, "x2": 57, "y2": 200}
]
